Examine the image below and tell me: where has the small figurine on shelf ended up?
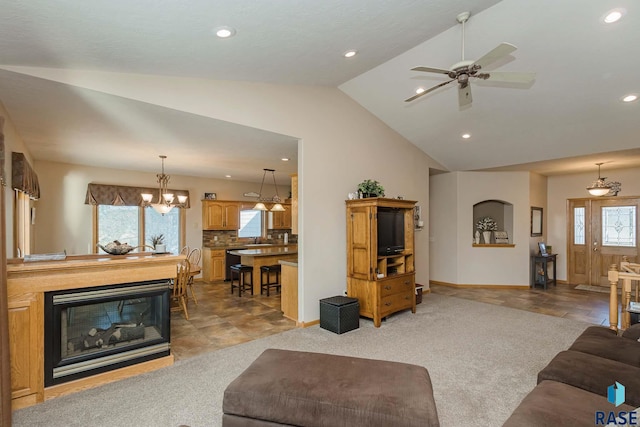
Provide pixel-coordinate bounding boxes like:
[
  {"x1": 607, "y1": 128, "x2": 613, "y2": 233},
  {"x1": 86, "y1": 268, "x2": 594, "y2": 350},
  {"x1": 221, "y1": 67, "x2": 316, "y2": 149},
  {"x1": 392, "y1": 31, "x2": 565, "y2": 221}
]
[{"x1": 474, "y1": 230, "x2": 480, "y2": 244}]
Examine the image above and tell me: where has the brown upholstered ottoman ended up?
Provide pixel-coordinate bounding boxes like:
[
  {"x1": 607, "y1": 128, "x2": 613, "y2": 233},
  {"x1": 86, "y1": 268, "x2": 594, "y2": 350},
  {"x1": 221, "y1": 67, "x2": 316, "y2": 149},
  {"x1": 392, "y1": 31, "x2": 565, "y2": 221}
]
[
  {"x1": 503, "y1": 380, "x2": 636, "y2": 427},
  {"x1": 223, "y1": 349, "x2": 440, "y2": 427}
]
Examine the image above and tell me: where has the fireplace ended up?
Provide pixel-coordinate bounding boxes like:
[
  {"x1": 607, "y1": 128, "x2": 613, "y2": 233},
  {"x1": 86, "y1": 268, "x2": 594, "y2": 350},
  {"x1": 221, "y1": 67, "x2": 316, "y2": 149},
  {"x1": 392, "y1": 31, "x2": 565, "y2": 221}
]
[{"x1": 44, "y1": 279, "x2": 171, "y2": 386}]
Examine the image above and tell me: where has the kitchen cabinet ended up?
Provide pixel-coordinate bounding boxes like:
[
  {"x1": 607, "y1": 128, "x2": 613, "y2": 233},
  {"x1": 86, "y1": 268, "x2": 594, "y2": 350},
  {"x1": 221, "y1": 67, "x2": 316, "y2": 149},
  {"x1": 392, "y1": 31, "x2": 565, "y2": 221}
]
[
  {"x1": 202, "y1": 201, "x2": 239, "y2": 230},
  {"x1": 268, "y1": 203, "x2": 291, "y2": 229},
  {"x1": 346, "y1": 198, "x2": 416, "y2": 327},
  {"x1": 8, "y1": 293, "x2": 43, "y2": 409},
  {"x1": 203, "y1": 248, "x2": 226, "y2": 282}
]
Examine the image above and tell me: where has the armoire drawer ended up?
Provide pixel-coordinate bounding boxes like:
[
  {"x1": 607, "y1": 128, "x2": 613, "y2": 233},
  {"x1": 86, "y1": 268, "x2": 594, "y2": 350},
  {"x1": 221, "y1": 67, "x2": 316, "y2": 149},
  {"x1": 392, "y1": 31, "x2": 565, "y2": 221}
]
[{"x1": 379, "y1": 275, "x2": 414, "y2": 297}]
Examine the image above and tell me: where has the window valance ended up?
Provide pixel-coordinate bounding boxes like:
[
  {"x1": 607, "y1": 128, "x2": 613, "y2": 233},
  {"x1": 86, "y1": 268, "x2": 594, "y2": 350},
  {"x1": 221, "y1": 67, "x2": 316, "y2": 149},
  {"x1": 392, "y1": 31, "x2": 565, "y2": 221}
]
[
  {"x1": 84, "y1": 183, "x2": 190, "y2": 208},
  {"x1": 12, "y1": 152, "x2": 40, "y2": 200}
]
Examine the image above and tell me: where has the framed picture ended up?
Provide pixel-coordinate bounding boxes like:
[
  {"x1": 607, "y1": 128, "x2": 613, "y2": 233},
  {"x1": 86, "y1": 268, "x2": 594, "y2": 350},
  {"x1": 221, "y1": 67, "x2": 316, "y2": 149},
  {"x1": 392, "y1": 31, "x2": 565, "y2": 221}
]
[
  {"x1": 538, "y1": 242, "x2": 547, "y2": 256},
  {"x1": 530, "y1": 206, "x2": 543, "y2": 236},
  {"x1": 494, "y1": 231, "x2": 509, "y2": 244},
  {"x1": 204, "y1": 192, "x2": 217, "y2": 200}
]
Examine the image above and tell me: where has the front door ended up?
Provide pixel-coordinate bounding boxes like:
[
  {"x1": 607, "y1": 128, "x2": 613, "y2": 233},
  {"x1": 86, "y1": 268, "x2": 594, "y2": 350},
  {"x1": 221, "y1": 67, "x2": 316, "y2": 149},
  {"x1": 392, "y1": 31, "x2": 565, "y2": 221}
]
[{"x1": 568, "y1": 197, "x2": 639, "y2": 286}]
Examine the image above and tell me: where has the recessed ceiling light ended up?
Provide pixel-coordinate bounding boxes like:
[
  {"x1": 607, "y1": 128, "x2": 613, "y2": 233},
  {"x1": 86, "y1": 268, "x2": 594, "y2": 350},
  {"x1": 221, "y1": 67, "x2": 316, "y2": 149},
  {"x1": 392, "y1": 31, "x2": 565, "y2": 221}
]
[
  {"x1": 343, "y1": 50, "x2": 358, "y2": 58},
  {"x1": 462, "y1": 133, "x2": 471, "y2": 139},
  {"x1": 603, "y1": 9, "x2": 625, "y2": 23},
  {"x1": 225, "y1": 175, "x2": 232, "y2": 178},
  {"x1": 415, "y1": 88, "x2": 426, "y2": 95},
  {"x1": 622, "y1": 94, "x2": 638, "y2": 103},
  {"x1": 214, "y1": 26, "x2": 236, "y2": 38},
  {"x1": 281, "y1": 158, "x2": 289, "y2": 162}
]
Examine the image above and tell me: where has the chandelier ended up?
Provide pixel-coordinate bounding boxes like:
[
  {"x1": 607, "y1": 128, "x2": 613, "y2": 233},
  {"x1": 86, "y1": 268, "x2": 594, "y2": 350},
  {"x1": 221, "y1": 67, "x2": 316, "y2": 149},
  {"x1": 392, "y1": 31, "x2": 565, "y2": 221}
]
[
  {"x1": 253, "y1": 168, "x2": 285, "y2": 212},
  {"x1": 586, "y1": 163, "x2": 612, "y2": 197},
  {"x1": 141, "y1": 155, "x2": 187, "y2": 215}
]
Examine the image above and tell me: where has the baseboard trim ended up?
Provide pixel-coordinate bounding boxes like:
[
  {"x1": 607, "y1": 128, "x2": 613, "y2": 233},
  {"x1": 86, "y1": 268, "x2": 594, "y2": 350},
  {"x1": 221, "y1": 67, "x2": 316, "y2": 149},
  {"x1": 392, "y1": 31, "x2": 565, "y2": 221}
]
[
  {"x1": 429, "y1": 280, "x2": 529, "y2": 290},
  {"x1": 299, "y1": 319, "x2": 320, "y2": 328}
]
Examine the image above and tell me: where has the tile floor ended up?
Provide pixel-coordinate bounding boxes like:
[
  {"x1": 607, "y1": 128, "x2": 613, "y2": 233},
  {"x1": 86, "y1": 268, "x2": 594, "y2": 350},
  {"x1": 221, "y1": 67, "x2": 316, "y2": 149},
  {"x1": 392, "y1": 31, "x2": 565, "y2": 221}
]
[{"x1": 171, "y1": 280, "x2": 612, "y2": 361}]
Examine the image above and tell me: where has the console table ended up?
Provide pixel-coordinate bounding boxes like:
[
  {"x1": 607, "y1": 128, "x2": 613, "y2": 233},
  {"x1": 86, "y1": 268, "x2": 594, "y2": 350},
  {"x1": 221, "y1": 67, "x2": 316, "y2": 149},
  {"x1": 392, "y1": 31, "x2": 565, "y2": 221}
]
[{"x1": 531, "y1": 254, "x2": 557, "y2": 289}]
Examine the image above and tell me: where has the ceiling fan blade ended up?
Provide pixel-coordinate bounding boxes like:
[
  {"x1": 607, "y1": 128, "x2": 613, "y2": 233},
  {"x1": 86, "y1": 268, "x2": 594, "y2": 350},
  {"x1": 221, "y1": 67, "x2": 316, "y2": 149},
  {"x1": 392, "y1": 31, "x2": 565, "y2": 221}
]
[
  {"x1": 404, "y1": 79, "x2": 455, "y2": 102},
  {"x1": 485, "y1": 71, "x2": 536, "y2": 84},
  {"x1": 473, "y1": 42, "x2": 517, "y2": 69},
  {"x1": 458, "y1": 84, "x2": 472, "y2": 107},
  {"x1": 411, "y1": 66, "x2": 451, "y2": 75}
]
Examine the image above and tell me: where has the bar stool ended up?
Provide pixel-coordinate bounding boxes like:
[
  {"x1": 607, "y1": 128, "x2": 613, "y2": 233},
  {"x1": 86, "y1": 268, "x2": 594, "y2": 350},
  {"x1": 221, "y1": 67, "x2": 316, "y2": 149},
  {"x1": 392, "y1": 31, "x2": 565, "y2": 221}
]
[
  {"x1": 260, "y1": 264, "x2": 281, "y2": 296},
  {"x1": 230, "y1": 264, "x2": 253, "y2": 297}
]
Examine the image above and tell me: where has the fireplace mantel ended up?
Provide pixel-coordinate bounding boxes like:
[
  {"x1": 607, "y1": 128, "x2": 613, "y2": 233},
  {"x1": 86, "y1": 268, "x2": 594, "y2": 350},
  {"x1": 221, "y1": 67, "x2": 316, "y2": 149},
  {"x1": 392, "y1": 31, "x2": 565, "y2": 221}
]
[{"x1": 6, "y1": 253, "x2": 184, "y2": 410}]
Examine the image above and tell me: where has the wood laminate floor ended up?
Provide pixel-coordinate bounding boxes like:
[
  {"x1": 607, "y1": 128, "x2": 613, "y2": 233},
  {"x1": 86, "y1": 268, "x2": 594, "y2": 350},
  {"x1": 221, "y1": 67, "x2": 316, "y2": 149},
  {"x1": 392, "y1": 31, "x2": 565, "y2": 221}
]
[{"x1": 170, "y1": 280, "x2": 612, "y2": 361}]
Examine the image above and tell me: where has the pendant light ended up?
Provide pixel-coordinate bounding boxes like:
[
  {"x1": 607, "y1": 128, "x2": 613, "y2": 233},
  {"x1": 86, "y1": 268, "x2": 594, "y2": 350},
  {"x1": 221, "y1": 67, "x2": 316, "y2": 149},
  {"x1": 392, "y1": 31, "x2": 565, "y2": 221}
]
[
  {"x1": 141, "y1": 155, "x2": 188, "y2": 214},
  {"x1": 253, "y1": 168, "x2": 285, "y2": 211},
  {"x1": 586, "y1": 163, "x2": 611, "y2": 197}
]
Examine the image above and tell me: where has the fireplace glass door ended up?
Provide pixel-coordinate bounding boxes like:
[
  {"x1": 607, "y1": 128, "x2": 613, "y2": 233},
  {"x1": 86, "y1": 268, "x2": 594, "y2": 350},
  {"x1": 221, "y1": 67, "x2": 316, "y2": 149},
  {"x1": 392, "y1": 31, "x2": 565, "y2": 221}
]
[{"x1": 45, "y1": 280, "x2": 171, "y2": 386}]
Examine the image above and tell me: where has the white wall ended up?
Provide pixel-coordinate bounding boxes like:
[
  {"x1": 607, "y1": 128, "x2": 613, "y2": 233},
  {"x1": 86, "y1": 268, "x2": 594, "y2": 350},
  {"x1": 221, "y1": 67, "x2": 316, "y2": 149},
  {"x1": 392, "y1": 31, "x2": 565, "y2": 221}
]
[
  {"x1": 529, "y1": 172, "x2": 547, "y2": 254},
  {"x1": 431, "y1": 171, "x2": 531, "y2": 286},
  {"x1": 6, "y1": 68, "x2": 441, "y2": 323},
  {"x1": 1, "y1": 101, "x2": 35, "y2": 257},
  {"x1": 33, "y1": 160, "x2": 286, "y2": 255},
  {"x1": 429, "y1": 172, "x2": 458, "y2": 284},
  {"x1": 547, "y1": 166, "x2": 640, "y2": 280}
]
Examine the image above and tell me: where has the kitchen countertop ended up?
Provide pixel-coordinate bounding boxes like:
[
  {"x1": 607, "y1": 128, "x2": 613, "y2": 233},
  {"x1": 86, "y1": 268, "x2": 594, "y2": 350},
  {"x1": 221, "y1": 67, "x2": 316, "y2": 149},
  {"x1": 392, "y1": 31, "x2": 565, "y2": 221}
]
[
  {"x1": 205, "y1": 243, "x2": 297, "y2": 250},
  {"x1": 229, "y1": 247, "x2": 298, "y2": 257},
  {"x1": 279, "y1": 260, "x2": 298, "y2": 267}
]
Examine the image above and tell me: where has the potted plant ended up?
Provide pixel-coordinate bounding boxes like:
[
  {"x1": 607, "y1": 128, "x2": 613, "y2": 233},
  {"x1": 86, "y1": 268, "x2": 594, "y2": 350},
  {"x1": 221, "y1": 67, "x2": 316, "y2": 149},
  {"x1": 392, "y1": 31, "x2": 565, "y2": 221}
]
[
  {"x1": 357, "y1": 179, "x2": 385, "y2": 198},
  {"x1": 149, "y1": 234, "x2": 166, "y2": 253}
]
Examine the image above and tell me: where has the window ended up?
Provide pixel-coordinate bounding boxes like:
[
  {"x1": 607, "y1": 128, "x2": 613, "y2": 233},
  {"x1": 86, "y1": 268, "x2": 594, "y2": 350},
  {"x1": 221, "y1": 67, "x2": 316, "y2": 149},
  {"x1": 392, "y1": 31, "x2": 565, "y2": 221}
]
[
  {"x1": 573, "y1": 207, "x2": 585, "y2": 245},
  {"x1": 14, "y1": 190, "x2": 32, "y2": 256},
  {"x1": 96, "y1": 205, "x2": 184, "y2": 253},
  {"x1": 98, "y1": 205, "x2": 139, "y2": 246},
  {"x1": 144, "y1": 207, "x2": 180, "y2": 254},
  {"x1": 602, "y1": 206, "x2": 636, "y2": 247},
  {"x1": 238, "y1": 209, "x2": 262, "y2": 238}
]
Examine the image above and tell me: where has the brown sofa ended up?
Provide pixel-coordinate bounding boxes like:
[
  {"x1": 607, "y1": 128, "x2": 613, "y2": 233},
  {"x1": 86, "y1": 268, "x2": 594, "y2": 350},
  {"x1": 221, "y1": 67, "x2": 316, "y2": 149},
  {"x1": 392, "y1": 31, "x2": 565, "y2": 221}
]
[{"x1": 504, "y1": 325, "x2": 640, "y2": 425}]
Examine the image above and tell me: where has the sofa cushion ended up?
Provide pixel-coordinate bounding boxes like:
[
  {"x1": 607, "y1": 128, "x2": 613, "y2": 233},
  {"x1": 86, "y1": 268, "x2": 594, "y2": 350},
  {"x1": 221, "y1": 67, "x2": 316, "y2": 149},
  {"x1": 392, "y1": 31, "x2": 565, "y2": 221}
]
[
  {"x1": 223, "y1": 349, "x2": 440, "y2": 427},
  {"x1": 569, "y1": 326, "x2": 640, "y2": 367},
  {"x1": 503, "y1": 380, "x2": 635, "y2": 427},
  {"x1": 537, "y1": 350, "x2": 640, "y2": 407},
  {"x1": 622, "y1": 324, "x2": 640, "y2": 342}
]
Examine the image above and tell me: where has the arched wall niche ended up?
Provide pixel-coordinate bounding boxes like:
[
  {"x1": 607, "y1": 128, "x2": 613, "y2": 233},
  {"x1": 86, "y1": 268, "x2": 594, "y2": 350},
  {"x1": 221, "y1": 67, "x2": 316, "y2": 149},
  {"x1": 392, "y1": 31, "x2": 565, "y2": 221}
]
[{"x1": 473, "y1": 199, "x2": 514, "y2": 244}]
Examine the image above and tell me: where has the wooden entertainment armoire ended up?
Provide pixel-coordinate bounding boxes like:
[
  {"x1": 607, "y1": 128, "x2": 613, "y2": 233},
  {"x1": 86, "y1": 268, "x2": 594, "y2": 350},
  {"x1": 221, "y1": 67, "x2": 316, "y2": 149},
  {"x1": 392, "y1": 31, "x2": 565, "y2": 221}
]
[{"x1": 346, "y1": 198, "x2": 416, "y2": 327}]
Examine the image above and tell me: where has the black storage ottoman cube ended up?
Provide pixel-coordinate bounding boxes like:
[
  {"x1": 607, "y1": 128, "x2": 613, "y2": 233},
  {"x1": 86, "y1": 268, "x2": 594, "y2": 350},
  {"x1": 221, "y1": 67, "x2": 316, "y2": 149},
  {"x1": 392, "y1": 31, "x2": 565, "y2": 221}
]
[{"x1": 320, "y1": 296, "x2": 359, "y2": 334}]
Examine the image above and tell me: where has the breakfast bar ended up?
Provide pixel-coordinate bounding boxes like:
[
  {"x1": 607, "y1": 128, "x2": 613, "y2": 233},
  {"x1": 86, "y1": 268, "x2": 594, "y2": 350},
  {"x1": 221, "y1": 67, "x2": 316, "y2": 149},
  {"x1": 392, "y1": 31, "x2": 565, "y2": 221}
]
[{"x1": 228, "y1": 246, "x2": 298, "y2": 295}]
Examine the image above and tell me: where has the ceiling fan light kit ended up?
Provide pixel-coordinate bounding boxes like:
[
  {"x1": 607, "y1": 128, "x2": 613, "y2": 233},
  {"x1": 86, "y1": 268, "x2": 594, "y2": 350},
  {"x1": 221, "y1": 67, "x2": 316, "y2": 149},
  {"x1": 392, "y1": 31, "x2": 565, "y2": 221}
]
[{"x1": 405, "y1": 11, "x2": 535, "y2": 106}]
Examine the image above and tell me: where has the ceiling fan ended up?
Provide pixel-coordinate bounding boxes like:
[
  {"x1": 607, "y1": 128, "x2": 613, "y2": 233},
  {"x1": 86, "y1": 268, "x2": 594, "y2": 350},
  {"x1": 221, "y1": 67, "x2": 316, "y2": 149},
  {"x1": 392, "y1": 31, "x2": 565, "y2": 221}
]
[{"x1": 405, "y1": 11, "x2": 535, "y2": 106}]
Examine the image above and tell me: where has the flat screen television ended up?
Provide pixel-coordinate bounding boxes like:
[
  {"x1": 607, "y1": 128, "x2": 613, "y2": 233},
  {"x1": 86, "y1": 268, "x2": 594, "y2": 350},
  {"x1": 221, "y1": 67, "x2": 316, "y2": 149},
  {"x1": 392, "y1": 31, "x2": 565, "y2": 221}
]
[{"x1": 377, "y1": 207, "x2": 405, "y2": 256}]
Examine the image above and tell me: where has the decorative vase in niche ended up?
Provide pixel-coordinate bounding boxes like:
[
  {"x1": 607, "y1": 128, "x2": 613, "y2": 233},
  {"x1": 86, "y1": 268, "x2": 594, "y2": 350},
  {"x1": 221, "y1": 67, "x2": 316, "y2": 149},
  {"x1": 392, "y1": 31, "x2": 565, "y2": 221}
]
[
  {"x1": 482, "y1": 231, "x2": 492, "y2": 244},
  {"x1": 474, "y1": 231, "x2": 480, "y2": 244}
]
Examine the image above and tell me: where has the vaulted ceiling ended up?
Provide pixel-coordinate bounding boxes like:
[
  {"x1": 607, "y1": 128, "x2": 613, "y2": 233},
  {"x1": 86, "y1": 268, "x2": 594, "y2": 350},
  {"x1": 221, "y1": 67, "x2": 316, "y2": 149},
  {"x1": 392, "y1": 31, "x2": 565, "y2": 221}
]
[{"x1": 0, "y1": 0, "x2": 638, "y2": 184}]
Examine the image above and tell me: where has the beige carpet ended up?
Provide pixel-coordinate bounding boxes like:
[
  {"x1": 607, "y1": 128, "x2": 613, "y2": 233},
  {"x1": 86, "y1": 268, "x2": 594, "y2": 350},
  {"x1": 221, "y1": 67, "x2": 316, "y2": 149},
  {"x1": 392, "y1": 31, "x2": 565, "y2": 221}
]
[{"x1": 13, "y1": 293, "x2": 593, "y2": 427}]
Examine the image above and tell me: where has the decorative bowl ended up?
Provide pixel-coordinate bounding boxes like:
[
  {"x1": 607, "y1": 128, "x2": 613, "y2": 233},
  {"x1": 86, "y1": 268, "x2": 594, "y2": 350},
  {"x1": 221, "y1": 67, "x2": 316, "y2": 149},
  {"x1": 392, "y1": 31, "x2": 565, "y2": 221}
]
[{"x1": 97, "y1": 241, "x2": 137, "y2": 255}]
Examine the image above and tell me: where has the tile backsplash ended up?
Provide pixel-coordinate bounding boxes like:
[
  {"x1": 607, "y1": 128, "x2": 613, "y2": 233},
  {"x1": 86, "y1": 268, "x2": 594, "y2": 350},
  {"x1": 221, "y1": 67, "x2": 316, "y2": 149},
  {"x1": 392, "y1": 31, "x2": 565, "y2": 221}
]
[{"x1": 202, "y1": 230, "x2": 297, "y2": 248}]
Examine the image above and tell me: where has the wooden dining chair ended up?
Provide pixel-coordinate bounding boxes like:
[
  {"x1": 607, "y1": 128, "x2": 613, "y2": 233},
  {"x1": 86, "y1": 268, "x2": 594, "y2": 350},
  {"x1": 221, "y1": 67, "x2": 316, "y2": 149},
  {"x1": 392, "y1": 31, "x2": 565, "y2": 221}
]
[
  {"x1": 171, "y1": 259, "x2": 191, "y2": 320},
  {"x1": 179, "y1": 245, "x2": 190, "y2": 256},
  {"x1": 186, "y1": 248, "x2": 202, "y2": 305}
]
